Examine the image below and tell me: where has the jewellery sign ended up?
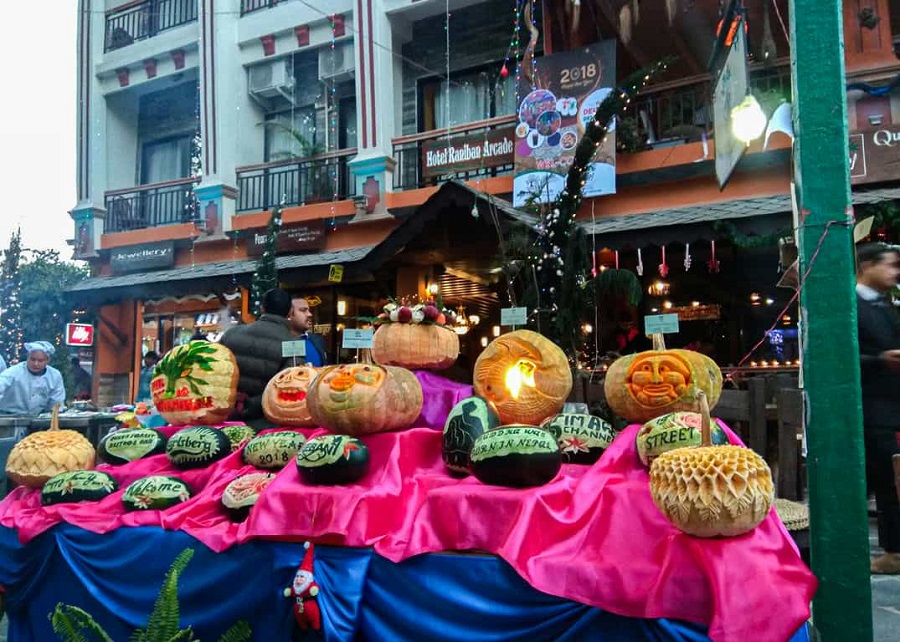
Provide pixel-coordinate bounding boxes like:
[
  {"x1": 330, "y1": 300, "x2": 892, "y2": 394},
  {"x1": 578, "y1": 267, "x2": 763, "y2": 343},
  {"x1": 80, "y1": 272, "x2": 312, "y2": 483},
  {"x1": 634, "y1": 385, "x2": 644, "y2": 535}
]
[
  {"x1": 421, "y1": 126, "x2": 515, "y2": 178},
  {"x1": 849, "y1": 126, "x2": 900, "y2": 185},
  {"x1": 513, "y1": 40, "x2": 616, "y2": 206},
  {"x1": 110, "y1": 241, "x2": 175, "y2": 274}
]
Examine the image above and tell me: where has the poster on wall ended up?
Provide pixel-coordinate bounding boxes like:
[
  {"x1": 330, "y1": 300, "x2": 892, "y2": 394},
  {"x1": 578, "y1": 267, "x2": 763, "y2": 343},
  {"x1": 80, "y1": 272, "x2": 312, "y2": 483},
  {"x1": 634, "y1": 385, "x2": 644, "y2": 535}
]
[{"x1": 513, "y1": 40, "x2": 616, "y2": 207}]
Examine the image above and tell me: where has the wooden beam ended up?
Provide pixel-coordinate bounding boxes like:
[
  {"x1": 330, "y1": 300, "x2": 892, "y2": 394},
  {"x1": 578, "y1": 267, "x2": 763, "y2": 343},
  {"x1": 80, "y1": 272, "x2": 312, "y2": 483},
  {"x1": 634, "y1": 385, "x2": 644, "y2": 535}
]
[
  {"x1": 98, "y1": 313, "x2": 129, "y2": 348},
  {"x1": 592, "y1": 0, "x2": 652, "y2": 67}
]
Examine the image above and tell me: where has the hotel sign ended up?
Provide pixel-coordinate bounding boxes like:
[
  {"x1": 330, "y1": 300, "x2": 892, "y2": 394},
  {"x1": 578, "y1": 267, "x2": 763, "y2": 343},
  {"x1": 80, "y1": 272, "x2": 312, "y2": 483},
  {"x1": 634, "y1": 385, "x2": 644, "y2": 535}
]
[
  {"x1": 849, "y1": 126, "x2": 900, "y2": 185},
  {"x1": 421, "y1": 126, "x2": 515, "y2": 178}
]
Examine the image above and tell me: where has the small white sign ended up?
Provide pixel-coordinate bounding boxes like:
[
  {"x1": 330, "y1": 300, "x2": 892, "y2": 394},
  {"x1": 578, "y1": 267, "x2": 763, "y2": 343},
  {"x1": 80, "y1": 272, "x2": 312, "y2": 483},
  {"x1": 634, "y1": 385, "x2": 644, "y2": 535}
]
[
  {"x1": 281, "y1": 340, "x2": 307, "y2": 358},
  {"x1": 644, "y1": 313, "x2": 680, "y2": 335},
  {"x1": 500, "y1": 307, "x2": 528, "y2": 326},
  {"x1": 342, "y1": 328, "x2": 374, "y2": 349}
]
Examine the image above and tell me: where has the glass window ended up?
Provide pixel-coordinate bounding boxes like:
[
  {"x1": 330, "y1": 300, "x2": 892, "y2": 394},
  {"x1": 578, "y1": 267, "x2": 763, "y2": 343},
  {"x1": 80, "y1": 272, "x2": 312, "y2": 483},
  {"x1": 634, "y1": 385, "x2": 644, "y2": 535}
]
[
  {"x1": 140, "y1": 136, "x2": 191, "y2": 184},
  {"x1": 425, "y1": 66, "x2": 514, "y2": 131},
  {"x1": 339, "y1": 97, "x2": 358, "y2": 150},
  {"x1": 265, "y1": 108, "x2": 319, "y2": 161}
]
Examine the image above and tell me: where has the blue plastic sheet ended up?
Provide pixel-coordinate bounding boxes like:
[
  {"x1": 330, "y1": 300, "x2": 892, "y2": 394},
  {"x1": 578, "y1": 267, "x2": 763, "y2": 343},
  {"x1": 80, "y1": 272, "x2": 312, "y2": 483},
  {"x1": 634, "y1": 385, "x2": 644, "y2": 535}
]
[{"x1": 0, "y1": 525, "x2": 809, "y2": 642}]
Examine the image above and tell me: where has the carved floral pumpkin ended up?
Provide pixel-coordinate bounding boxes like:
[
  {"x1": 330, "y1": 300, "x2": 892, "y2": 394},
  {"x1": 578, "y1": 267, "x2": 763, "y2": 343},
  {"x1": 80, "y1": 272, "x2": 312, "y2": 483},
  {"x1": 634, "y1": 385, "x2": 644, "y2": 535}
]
[
  {"x1": 371, "y1": 323, "x2": 460, "y2": 370},
  {"x1": 6, "y1": 406, "x2": 95, "y2": 489},
  {"x1": 649, "y1": 392, "x2": 774, "y2": 538},
  {"x1": 151, "y1": 341, "x2": 239, "y2": 426},
  {"x1": 262, "y1": 366, "x2": 322, "y2": 426},
  {"x1": 306, "y1": 364, "x2": 424, "y2": 435},
  {"x1": 473, "y1": 330, "x2": 573, "y2": 425},
  {"x1": 603, "y1": 338, "x2": 723, "y2": 424}
]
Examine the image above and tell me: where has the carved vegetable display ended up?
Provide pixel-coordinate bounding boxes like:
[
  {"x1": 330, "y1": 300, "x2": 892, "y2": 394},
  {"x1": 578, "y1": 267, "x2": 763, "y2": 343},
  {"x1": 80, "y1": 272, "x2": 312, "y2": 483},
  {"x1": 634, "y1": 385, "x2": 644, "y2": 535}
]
[
  {"x1": 151, "y1": 341, "x2": 239, "y2": 426},
  {"x1": 306, "y1": 364, "x2": 423, "y2": 435},
  {"x1": 98, "y1": 428, "x2": 168, "y2": 465},
  {"x1": 442, "y1": 396, "x2": 500, "y2": 475},
  {"x1": 540, "y1": 413, "x2": 618, "y2": 465},
  {"x1": 296, "y1": 435, "x2": 370, "y2": 485},
  {"x1": 636, "y1": 411, "x2": 729, "y2": 467},
  {"x1": 371, "y1": 323, "x2": 460, "y2": 370},
  {"x1": 649, "y1": 392, "x2": 774, "y2": 538},
  {"x1": 41, "y1": 470, "x2": 118, "y2": 506},
  {"x1": 261, "y1": 366, "x2": 322, "y2": 427},
  {"x1": 243, "y1": 431, "x2": 307, "y2": 470},
  {"x1": 222, "y1": 472, "x2": 276, "y2": 522},
  {"x1": 604, "y1": 336, "x2": 723, "y2": 424},
  {"x1": 166, "y1": 426, "x2": 231, "y2": 470},
  {"x1": 470, "y1": 425, "x2": 562, "y2": 487},
  {"x1": 6, "y1": 405, "x2": 95, "y2": 489},
  {"x1": 473, "y1": 330, "x2": 573, "y2": 425},
  {"x1": 122, "y1": 475, "x2": 192, "y2": 511}
]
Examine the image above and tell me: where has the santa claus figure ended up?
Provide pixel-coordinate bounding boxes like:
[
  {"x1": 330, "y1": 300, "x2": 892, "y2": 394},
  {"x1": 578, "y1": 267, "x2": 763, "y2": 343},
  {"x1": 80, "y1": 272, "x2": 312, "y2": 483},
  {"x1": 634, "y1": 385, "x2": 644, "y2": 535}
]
[{"x1": 284, "y1": 541, "x2": 321, "y2": 632}]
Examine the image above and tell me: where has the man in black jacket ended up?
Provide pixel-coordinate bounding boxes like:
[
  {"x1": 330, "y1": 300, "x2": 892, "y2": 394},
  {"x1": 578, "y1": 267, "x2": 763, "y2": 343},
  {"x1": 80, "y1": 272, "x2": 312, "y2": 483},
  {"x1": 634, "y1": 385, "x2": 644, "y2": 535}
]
[
  {"x1": 856, "y1": 242, "x2": 900, "y2": 574},
  {"x1": 220, "y1": 288, "x2": 295, "y2": 425}
]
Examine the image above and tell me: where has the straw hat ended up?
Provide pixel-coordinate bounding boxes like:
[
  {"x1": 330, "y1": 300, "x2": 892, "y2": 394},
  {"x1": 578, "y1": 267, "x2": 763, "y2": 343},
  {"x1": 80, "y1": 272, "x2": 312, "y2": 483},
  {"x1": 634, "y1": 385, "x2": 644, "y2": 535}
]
[{"x1": 774, "y1": 498, "x2": 809, "y2": 531}]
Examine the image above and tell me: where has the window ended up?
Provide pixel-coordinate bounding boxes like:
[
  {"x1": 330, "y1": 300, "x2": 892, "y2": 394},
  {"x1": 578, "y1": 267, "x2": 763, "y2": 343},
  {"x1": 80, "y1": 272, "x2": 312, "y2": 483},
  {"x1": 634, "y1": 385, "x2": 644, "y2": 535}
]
[
  {"x1": 264, "y1": 107, "x2": 319, "y2": 162},
  {"x1": 339, "y1": 97, "x2": 358, "y2": 150},
  {"x1": 421, "y1": 66, "x2": 516, "y2": 131},
  {"x1": 140, "y1": 135, "x2": 192, "y2": 184}
]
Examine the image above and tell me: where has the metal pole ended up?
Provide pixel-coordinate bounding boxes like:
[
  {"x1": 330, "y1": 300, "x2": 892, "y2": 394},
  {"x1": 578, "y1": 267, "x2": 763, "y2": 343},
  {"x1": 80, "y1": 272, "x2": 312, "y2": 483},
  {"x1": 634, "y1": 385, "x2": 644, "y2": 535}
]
[{"x1": 788, "y1": 0, "x2": 873, "y2": 638}]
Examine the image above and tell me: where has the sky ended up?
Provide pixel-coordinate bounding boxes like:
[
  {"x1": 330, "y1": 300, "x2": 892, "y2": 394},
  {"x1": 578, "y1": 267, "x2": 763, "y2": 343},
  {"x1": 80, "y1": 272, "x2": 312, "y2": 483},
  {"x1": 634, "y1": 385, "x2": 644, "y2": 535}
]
[{"x1": 0, "y1": 4, "x2": 78, "y2": 261}]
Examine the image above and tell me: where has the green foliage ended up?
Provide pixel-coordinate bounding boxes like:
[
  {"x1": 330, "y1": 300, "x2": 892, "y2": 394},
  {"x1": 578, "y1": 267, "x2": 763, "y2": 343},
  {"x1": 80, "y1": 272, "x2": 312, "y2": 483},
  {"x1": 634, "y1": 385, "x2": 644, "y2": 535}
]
[
  {"x1": 0, "y1": 228, "x2": 23, "y2": 363},
  {"x1": 50, "y1": 548, "x2": 252, "y2": 642},
  {"x1": 249, "y1": 205, "x2": 283, "y2": 317},
  {"x1": 593, "y1": 269, "x2": 643, "y2": 307}
]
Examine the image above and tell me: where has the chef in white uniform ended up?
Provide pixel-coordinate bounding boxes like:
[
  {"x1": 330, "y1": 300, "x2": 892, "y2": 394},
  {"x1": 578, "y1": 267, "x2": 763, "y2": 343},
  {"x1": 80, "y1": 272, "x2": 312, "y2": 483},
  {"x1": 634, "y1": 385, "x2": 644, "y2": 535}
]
[{"x1": 0, "y1": 341, "x2": 66, "y2": 416}]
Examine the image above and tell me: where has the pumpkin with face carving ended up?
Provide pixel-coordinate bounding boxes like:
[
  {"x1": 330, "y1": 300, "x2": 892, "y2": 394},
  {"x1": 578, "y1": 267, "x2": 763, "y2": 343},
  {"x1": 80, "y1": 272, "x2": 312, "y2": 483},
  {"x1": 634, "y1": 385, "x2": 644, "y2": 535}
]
[
  {"x1": 473, "y1": 330, "x2": 573, "y2": 425},
  {"x1": 604, "y1": 347, "x2": 723, "y2": 424},
  {"x1": 262, "y1": 366, "x2": 322, "y2": 427},
  {"x1": 306, "y1": 364, "x2": 424, "y2": 435}
]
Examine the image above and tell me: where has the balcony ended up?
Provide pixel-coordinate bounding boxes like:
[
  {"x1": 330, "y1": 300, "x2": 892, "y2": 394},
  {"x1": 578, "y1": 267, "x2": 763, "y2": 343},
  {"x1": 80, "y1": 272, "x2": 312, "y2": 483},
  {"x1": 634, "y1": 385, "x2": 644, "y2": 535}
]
[
  {"x1": 235, "y1": 150, "x2": 356, "y2": 213},
  {"x1": 240, "y1": 0, "x2": 282, "y2": 15},
  {"x1": 104, "y1": 178, "x2": 200, "y2": 233},
  {"x1": 105, "y1": 0, "x2": 199, "y2": 52},
  {"x1": 392, "y1": 116, "x2": 517, "y2": 192}
]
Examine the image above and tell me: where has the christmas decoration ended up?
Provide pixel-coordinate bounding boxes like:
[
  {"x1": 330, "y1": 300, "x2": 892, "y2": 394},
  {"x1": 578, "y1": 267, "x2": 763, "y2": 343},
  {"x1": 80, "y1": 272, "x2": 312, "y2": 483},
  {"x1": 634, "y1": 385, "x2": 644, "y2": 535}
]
[
  {"x1": 249, "y1": 205, "x2": 283, "y2": 317},
  {"x1": 684, "y1": 242, "x2": 692, "y2": 271},
  {"x1": 707, "y1": 240, "x2": 720, "y2": 274},
  {"x1": 284, "y1": 542, "x2": 321, "y2": 631},
  {"x1": 658, "y1": 245, "x2": 669, "y2": 277}
]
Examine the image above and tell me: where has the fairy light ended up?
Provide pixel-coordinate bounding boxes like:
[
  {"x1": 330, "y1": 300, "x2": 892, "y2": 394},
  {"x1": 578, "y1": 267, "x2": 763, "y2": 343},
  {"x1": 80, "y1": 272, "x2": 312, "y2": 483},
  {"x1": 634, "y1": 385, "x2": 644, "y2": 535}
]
[{"x1": 329, "y1": 14, "x2": 339, "y2": 227}]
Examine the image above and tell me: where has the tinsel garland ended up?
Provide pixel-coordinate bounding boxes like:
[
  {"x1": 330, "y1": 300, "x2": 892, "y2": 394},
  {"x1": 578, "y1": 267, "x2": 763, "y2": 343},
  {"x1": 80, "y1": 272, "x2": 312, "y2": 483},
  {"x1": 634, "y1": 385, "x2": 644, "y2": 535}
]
[
  {"x1": 249, "y1": 205, "x2": 283, "y2": 317},
  {"x1": 523, "y1": 60, "x2": 670, "y2": 359}
]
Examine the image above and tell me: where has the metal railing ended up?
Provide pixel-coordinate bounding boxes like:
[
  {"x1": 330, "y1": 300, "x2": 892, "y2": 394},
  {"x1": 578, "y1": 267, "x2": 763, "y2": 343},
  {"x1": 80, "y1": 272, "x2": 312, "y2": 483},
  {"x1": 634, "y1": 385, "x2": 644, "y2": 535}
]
[
  {"x1": 392, "y1": 115, "x2": 517, "y2": 191},
  {"x1": 105, "y1": 0, "x2": 198, "y2": 52},
  {"x1": 235, "y1": 151, "x2": 356, "y2": 213},
  {"x1": 104, "y1": 178, "x2": 200, "y2": 233},
  {"x1": 240, "y1": 0, "x2": 282, "y2": 15}
]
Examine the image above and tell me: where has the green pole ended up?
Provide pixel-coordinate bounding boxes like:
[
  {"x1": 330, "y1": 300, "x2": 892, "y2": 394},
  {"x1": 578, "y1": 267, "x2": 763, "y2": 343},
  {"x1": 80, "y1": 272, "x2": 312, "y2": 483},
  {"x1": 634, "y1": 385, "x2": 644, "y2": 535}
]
[{"x1": 788, "y1": 0, "x2": 873, "y2": 639}]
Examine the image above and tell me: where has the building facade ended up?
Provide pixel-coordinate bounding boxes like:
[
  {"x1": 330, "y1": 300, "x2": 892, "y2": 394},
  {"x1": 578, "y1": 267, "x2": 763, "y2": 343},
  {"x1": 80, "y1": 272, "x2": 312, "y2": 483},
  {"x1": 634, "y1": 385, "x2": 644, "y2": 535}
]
[{"x1": 70, "y1": 0, "x2": 900, "y2": 404}]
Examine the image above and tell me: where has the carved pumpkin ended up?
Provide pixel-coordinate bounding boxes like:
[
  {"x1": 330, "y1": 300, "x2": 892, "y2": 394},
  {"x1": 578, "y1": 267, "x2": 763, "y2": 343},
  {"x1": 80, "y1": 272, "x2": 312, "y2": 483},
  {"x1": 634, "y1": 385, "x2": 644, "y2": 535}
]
[
  {"x1": 649, "y1": 392, "x2": 774, "y2": 538},
  {"x1": 261, "y1": 366, "x2": 322, "y2": 426},
  {"x1": 306, "y1": 364, "x2": 424, "y2": 435},
  {"x1": 603, "y1": 337, "x2": 723, "y2": 424},
  {"x1": 473, "y1": 330, "x2": 573, "y2": 425},
  {"x1": 6, "y1": 405, "x2": 95, "y2": 489},
  {"x1": 151, "y1": 341, "x2": 239, "y2": 426},
  {"x1": 371, "y1": 323, "x2": 460, "y2": 370}
]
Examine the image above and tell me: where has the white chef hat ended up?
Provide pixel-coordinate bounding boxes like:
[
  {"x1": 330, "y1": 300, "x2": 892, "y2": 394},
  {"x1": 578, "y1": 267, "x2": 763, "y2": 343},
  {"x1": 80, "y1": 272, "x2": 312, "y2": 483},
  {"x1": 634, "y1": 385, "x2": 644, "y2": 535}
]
[{"x1": 24, "y1": 341, "x2": 55, "y2": 356}]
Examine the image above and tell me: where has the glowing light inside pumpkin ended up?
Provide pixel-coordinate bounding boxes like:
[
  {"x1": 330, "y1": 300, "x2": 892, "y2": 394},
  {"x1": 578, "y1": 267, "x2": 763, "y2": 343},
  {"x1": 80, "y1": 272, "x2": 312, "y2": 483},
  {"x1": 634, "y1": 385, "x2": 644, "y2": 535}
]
[{"x1": 505, "y1": 359, "x2": 537, "y2": 400}]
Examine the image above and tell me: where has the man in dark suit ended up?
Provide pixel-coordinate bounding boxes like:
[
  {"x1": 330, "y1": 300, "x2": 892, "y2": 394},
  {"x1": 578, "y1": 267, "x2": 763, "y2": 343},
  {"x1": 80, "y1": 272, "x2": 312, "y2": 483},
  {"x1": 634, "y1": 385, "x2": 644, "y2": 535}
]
[
  {"x1": 856, "y1": 242, "x2": 900, "y2": 574},
  {"x1": 289, "y1": 297, "x2": 328, "y2": 367}
]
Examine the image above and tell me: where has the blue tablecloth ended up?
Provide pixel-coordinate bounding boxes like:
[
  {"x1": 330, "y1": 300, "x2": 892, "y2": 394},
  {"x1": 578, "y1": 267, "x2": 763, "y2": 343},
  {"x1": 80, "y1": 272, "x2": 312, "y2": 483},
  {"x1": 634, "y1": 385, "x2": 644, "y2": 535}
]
[{"x1": 0, "y1": 524, "x2": 810, "y2": 641}]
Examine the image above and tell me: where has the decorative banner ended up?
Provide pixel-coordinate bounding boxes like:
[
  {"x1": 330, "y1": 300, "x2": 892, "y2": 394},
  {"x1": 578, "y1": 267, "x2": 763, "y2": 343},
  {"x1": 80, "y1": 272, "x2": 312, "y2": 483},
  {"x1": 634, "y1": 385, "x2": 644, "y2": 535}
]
[
  {"x1": 513, "y1": 40, "x2": 617, "y2": 207},
  {"x1": 245, "y1": 220, "x2": 326, "y2": 257},
  {"x1": 712, "y1": 14, "x2": 749, "y2": 189},
  {"x1": 110, "y1": 241, "x2": 175, "y2": 274},
  {"x1": 422, "y1": 126, "x2": 515, "y2": 178},
  {"x1": 849, "y1": 126, "x2": 900, "y2": 185}
]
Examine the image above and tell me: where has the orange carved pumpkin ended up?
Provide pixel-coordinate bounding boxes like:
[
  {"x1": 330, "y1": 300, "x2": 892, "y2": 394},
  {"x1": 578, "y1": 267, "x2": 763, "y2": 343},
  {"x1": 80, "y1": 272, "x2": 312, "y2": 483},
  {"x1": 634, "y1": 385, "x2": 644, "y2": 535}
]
[
  {"x1": 473, "y1": 330, "x2": 573, "y2": 425},
  {"x1": 262, "y1": 366, "x2": 322, "y2": 427},
  {"x1": 151, "y1": 341, "x2": 239, "y2": 426},
  {"x1": 306, "y1": 364, "x2": 423, "y2": 435},
  {"x1": 371, "y1": 323, "x2": 460, "y2": 370},
  {"x1": 604, "y1": 340, "x2": 722, "y2": 424}
]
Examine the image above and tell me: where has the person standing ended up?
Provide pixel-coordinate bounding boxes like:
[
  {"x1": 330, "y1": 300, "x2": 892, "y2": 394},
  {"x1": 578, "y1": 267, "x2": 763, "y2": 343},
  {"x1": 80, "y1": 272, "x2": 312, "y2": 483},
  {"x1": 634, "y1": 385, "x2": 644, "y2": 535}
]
[
  {"x1": 0, "y1": 341, "x2": 66, "y2": 416},
  {"x1": 137, "y1": 351, "x2": 159, "y2": 402},
  {"x1": 70, "y1": 357, "x2": 92, "y2": 401},
  {"x1": 220, "y1": 288, "x2": 296, "y2": 423},
  {"x1": 855, "y1": 242, "x2": 900, "y2": 574},
  {"x1": 288, "y1": 297, "x2": 328, "y2": 367}
]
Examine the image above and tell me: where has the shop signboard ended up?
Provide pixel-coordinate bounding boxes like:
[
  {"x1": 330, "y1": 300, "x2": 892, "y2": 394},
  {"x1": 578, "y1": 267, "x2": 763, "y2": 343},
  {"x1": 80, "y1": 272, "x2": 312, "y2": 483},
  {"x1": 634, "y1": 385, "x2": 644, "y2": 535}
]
[
  {"x1": 66, "y1": 323, "x2": 94, "y2": 347},
  {"x1": 246, "y1": 220, "x2": 326, "y2": 257},
  {"x1": 669, "y1": 304, "x2": 722, "y2": 322},
  {"x1": 421, "y1": 126, "x2": 515, "y2": 178},
  {"x1": 513, "y1": 40, "x2": 617, "y2": 206},
  {"x1": 712, "y1": 14, "x2": 749, "y2": 190},
  {"x1": 110, "y1": 241, "x2": 175, "y2": 274},
  {"x1": 644, "y1": 314, "x2": 680, "y2": 335},
  {"x1": 849, "y1": 126, "x2": 900, "y2": 185}
]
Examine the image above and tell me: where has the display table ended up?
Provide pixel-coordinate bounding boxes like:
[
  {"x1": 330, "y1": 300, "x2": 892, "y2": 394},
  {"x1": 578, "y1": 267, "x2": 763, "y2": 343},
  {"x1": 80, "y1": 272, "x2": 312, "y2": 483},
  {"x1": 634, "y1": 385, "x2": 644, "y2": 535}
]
[{"x1": 0, "y1": 375, "x2": 816, "y2": 642}]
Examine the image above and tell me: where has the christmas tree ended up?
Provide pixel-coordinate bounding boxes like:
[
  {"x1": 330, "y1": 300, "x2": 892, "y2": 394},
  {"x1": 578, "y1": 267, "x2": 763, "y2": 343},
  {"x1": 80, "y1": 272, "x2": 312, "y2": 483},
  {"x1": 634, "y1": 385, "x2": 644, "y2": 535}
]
[
  {"x1": 249, "y1": 205, "x2": 283, "y2": 316},
  {"x1": 0, "y1": 228, "x2": 23, "y2": 363}
]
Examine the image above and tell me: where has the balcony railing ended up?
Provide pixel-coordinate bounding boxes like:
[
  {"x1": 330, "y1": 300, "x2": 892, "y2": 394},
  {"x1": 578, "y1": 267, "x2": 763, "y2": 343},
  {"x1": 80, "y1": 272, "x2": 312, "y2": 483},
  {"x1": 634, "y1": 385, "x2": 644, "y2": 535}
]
[
  {"x1": 104, "y1": 178, "x2": 200, "y2": 233},
  {"x1": 240, "y1": 0, "x2": 282, "y2": 15},
  {"x1": 235, "y1": 150, "x2": 356, "y2": 213},
  {"x1": 105, "y1": 0, "x2": 199, "y2": 52},
  {"x1": 392, "y1": 115, "x2": 517, "y2": 192}
]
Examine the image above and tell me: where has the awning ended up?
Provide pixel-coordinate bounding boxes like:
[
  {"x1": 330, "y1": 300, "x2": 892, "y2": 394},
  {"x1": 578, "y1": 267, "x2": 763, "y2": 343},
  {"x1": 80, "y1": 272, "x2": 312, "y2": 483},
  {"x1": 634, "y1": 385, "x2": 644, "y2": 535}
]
[
  {"x1": 581, "y1": 185, "x2": 900, "y2": 249},
  {"x1": 68, "y1": 246, "x2": 377, "y2": 305}
]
